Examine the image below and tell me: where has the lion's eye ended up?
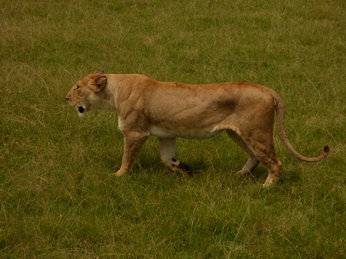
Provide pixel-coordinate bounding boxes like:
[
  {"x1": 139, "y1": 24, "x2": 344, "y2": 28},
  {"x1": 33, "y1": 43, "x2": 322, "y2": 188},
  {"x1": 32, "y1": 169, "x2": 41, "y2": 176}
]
[{"x1": 75, "y1": 86, "x2": 80, "y2": 90}]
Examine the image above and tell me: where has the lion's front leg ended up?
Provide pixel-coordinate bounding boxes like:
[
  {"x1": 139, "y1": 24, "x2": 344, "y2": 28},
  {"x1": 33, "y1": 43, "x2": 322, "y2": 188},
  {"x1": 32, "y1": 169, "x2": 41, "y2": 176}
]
[
  {"x1": 115, "y1": 132, "x2": 148, "y2": 176},
  {"x1": 159, "y1": 138, "x2": 191, "y2": 176}
]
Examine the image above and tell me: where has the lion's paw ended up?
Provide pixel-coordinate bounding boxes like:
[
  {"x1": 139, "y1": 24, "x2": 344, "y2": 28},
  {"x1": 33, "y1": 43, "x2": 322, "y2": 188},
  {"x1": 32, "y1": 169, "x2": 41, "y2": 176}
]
[{"x1": 114, "y1": 170, "x2": 126, "y2": 176}]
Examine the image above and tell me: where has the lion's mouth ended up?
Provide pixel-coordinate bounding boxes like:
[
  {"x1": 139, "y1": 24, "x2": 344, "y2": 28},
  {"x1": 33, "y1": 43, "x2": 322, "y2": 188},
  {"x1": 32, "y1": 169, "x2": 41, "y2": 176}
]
[
  {"x1": 78, "y1": 106, "x2": 85, "y2": 113},
  {"x1": 76, "y1": 106, "x2": 86, "y2": 117}
]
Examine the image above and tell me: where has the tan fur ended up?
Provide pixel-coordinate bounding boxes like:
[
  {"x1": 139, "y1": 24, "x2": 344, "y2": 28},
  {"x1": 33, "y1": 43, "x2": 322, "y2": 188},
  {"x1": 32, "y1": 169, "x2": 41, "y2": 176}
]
[{"x1": 66, "y1": 71, "x2": 329, "y2": 187}]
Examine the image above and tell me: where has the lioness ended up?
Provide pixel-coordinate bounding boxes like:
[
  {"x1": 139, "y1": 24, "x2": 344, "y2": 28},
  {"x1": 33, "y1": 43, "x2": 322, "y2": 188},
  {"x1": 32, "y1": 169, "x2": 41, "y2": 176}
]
[{"x1": 66, "y1": 71, "x2": 329, "y2": 187}]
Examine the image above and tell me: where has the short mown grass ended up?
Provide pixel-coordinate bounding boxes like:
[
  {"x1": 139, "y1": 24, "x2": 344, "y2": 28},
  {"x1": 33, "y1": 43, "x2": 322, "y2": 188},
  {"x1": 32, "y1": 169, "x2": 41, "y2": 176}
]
[{"x1": 1, "y1": 0, "x2": 345, "y2": 257}]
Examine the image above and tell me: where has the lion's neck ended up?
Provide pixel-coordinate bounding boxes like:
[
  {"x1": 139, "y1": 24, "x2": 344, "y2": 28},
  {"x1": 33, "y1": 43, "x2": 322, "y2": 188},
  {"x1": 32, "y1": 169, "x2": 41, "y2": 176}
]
[{"x1": 98, "y1": 87, "x2": 117, "y2": 111}]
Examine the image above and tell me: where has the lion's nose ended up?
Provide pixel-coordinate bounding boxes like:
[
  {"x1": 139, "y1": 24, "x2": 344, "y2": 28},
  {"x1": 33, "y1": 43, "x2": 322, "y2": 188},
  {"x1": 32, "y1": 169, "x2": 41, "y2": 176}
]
[{"x1": 65, "y1": 97, "x2": 70, "y2": 101}]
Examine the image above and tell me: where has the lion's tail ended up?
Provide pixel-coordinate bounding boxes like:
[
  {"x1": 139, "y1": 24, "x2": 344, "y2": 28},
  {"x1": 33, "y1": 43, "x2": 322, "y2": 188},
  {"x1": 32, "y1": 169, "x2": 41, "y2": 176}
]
[{"x1": 272, "y1": 92, "x2": 329, "y2": 162}]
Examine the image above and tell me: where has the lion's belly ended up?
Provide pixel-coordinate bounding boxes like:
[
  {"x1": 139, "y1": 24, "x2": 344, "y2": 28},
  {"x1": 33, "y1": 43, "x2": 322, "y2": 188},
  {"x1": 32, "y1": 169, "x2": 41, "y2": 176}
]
[{"x1": 148, "y1": 125, "x2": 222, "y2": 139}]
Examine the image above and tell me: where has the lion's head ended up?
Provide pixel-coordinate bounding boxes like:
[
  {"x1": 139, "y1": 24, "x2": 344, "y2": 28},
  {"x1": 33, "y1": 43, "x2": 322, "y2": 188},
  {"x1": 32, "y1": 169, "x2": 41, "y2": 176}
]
[{"x1": 66, "y1": 71, "x2": 107, "y2": 117}]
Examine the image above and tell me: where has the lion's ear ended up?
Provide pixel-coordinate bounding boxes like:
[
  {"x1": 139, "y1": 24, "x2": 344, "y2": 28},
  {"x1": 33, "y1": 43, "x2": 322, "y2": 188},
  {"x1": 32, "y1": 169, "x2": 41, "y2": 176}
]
[{"x1": 89, "y1": 76, "x2": 107, "y2": 92}]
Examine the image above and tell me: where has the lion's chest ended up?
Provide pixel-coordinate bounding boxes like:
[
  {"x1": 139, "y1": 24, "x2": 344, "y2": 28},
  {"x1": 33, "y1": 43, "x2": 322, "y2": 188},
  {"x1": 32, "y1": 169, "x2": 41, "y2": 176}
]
[{"x1": 148, "y1": 125, "x2": 221, "y2": 139}]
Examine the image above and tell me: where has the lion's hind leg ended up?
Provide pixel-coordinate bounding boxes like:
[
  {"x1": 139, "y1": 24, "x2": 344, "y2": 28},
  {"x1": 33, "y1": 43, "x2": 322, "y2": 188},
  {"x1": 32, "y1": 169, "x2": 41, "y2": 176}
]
[
  {"x1": 243, "y1": 136, "x2": 282, "y2": 187},
  {"x1": 262, "y1": 159, "x2": 282, "y2": 187},
  {"x1": 226, "y1": 130, "x2": 259, "y2": 177},
  {"x1": 227, "y1": 129, "x2": 282, "y2": 187},
  {"x1": 159, "y1": 138, "x2": 191, "y2": 176}
]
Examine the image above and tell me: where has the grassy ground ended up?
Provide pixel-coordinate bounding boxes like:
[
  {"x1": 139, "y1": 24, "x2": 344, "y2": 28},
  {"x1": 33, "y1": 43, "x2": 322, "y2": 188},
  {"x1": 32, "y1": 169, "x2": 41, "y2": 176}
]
[{"x1": 1, "y1": 0, "x2": 345, "y2": 257}]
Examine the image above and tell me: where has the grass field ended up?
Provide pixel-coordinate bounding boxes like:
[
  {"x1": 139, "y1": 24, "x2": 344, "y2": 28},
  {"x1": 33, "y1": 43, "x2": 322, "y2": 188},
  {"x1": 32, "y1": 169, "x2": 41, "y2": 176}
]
[{"x1": 1, "y1": 0, "x2": 345, "y2": 257}]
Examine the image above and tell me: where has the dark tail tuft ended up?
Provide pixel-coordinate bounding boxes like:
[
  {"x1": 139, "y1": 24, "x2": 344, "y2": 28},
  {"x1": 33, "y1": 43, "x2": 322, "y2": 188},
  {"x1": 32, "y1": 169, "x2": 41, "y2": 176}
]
[{"x1": 324, "y1": 145, "x2": 330, "y2": 153}]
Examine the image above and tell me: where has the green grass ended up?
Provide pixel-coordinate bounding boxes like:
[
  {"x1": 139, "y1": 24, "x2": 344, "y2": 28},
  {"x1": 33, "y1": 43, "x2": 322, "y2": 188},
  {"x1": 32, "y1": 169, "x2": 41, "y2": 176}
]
[{"x1": 1, "y1": 0, "x2": 345, "y2": 257}]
